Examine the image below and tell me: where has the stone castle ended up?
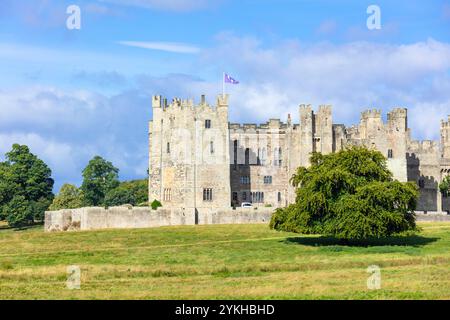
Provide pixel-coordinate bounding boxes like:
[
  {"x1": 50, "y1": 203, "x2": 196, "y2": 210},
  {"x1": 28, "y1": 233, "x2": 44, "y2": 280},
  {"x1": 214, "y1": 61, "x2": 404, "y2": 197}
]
[
  {"x1": 149, "y1": 94, "x2": 450, "y2": 214},
  {"x1": 44, "y1": 93, "x2": 450, "y2": 232}
]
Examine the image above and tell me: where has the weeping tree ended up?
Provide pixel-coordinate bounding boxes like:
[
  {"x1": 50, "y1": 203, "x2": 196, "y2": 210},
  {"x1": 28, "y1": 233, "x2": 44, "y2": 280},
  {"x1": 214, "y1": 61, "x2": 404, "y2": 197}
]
[{"x1": 270, "y1": 146, "x2": 419, "y2": 240}]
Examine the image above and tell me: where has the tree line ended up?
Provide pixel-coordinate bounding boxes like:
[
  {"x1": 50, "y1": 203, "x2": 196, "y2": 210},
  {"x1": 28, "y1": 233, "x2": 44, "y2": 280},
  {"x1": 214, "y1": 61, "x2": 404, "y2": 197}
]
[{"x1": 0, "y1": 144, "x2": 148, "y2": 228}]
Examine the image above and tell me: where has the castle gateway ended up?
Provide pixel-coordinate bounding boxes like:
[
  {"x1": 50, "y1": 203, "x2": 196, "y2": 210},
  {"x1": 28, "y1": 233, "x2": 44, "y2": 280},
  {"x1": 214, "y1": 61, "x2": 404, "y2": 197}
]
[{"x1": 148, "y1": 94, "x2": 450, "y2": 214}]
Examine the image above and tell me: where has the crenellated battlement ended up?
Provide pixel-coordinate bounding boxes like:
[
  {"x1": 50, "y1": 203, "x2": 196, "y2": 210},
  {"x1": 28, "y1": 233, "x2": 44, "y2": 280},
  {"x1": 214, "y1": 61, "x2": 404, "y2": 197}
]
[
  {"x1": 387, "y1": 107, "x2": 408, "y2": 131},
  {"x1": 387, "y1": 108, "x2": 407, "y2": 118},
  {"x1": 441, "y1": 116, "x2": 450, "y2": 127},
  {"x1": 408, "y1": 140, "x2": 439, "y2": 153},
  {"x1": 299, "y1": 104, "x2": 313, "y2": 113},
  {"x1": 152, "y1": 94, "x2": 228, "y2": 114},
  {"x1": 318, "y1": 105, "x2": 332, "y2": 115},
  {"x1": 167, "y1": 97, "x2": 195, "y2": 109},
  {"x1": 361, "y1": 109, "x2": 382, "y2": 119},
  {"x1": 229, "y1": 119, "x2": 288, "y2": 132}
]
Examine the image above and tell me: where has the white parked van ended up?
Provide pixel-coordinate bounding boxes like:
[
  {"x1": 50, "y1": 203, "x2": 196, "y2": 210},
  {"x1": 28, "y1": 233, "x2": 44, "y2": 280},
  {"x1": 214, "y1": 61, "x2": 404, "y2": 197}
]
[{"x1": 241, "y1": 202, "x2": 253, "y2": 208}]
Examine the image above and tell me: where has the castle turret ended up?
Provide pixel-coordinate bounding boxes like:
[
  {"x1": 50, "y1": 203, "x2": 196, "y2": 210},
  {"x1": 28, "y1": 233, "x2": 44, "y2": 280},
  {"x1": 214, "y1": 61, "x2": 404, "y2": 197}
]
[
  {"x1": 149, "y1": 95, "x2": 164, "y2": 202},
  {"x1": 299, "y1": 104, "x2": 333, "y2": 166},
  {"x1": 316, "y1": 105, "x2": 333, "y2": 154},
  {"x1": 217, "y1": 94, "x2": 229, "y2": 124},
  {"x1": 360, "y1": 109, "x2": 382, "y2": 139},
  {"x1": 387, "y1": 108, "x2": 408, "y2": 132},
  {"x1": 442, "y1": 115, "x2": 450, "y2": 159},
  {"x1": 299, "y1": 104, "x2": 314, "y2": 166}
]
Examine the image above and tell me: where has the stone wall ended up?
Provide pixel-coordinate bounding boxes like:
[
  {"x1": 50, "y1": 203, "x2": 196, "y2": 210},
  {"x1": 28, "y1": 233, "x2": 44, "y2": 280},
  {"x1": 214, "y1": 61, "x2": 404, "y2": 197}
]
[
  {"x1": 45, "y1": 206, "x2": 274, "y2": 232},
  {"x1": 45, "y1": 206, "x2": 449, "y2": 232},
  {"x1": 416, "y1": 212, "x2": 450, "y2": 222}
]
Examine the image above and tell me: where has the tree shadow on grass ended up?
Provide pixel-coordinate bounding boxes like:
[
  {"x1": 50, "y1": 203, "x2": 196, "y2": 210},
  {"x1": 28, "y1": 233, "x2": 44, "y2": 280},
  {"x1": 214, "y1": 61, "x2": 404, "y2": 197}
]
[
  {"x1": 0, "y1": 222, "x2": 43, "y2": 232},
  {"x1": 284, "y1": 234, "x2": 439, "y2": 248}
]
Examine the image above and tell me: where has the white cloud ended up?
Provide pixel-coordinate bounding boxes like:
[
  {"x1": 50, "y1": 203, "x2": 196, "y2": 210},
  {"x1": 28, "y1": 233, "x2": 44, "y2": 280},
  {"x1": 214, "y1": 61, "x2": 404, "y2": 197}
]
[
  {"x1": 118, "y1": 41, "x2": 201, "y2": 54},
  {"x1": 0, "y1": 86, "x2": 151, "y2": 190},
  {"x1": 0, "y1": 132, "x2": 80, "y2": 185},
  {"x1": 196, "y1": 35, "x2": 450, "y2": 141}
]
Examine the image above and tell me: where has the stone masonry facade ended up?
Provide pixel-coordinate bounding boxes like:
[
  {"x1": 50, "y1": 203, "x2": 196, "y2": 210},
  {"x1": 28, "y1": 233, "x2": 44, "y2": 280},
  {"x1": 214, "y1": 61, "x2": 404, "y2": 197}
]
[{"x1": 149, "y1": 94, "x2": 450, "y2": 214}]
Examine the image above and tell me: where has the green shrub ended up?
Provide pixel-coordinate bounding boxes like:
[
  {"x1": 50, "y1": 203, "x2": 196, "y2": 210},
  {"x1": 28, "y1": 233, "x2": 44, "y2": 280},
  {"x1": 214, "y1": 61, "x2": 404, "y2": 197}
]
[{"x1": 151, "y1": 200, "x2": 162, "y2": 210}]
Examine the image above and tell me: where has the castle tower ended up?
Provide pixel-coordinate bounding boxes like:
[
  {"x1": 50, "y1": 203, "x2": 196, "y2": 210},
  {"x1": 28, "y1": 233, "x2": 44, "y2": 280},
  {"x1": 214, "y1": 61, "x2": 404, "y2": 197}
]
[
  {"x1": 148, "y1": 94, "x2": 231, "y2": 209},
  {"x1": 299, "y1": 104, "x2": 314, "y2": 166},
  {"x1": 148, "y1": 95, "x2": 164, "y2": 202},
  {"x1": 442, "y1": 116, "x2": 450, "y2": 159},
  {"x1": 299, "y1": 104, "x2": 333, "y2": 166},
  {"x1": 386, "y1": 108, "x2": 408, "y2": 182},
  {"x1": 387, "y1": 108, "x2": 408, "y2": 132},
  {"x1": 315, "y1": 105, "x2": 333, "y2": 155},
  {"x1": 359, "y1": 109, "x2": 382, "y2": 139}
]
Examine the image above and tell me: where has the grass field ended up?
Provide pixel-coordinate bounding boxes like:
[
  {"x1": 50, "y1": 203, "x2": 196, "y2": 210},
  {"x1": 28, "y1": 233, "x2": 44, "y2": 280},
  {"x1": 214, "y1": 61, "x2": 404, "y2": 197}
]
[{"x1": 0, "y1": 222, "x2": 449, "y2": 300}]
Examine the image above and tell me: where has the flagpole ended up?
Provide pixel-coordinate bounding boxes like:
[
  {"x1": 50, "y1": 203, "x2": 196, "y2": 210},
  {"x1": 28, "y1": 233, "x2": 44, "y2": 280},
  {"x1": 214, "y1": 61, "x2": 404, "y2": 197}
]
[{"x1": 222, "y1": 72, "x2": 225, "y2": 98}]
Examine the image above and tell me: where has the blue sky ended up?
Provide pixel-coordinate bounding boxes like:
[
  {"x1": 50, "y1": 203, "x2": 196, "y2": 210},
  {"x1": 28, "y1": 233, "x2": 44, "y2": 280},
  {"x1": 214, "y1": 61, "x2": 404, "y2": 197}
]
[{"x1": 1, "y1": 0, "x2": 450, "y2": 191}]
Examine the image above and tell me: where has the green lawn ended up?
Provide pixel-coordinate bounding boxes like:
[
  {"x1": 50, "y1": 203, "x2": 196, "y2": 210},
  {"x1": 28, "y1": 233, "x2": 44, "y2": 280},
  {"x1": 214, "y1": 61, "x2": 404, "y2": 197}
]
[{"x1": 0, "y1": 222, "x2": 449, "y2": 300}]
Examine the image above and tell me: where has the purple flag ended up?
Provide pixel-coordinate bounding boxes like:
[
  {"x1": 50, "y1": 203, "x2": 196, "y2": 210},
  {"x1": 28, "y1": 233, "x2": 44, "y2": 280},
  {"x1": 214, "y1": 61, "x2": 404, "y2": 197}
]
[{"x1": 224, "y1": 73, "x2": 239, "y2": 84}]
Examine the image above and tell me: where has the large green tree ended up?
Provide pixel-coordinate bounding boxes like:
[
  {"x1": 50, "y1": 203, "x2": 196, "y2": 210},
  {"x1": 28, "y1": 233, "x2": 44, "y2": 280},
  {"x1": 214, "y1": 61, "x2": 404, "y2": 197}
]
[
  {"x1": 0, "y1": 144, "x2": 54, "y2": 224},
  {"x1": 270, "y1": 146, "x2": 419, "y2": 240},
  {"x1": 49, "y1": 184, "x2": 84, "y2": 211},
  {"x1": 81, "y1": 156, "x2": 119, "y2": 206}
]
